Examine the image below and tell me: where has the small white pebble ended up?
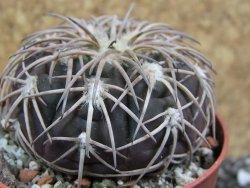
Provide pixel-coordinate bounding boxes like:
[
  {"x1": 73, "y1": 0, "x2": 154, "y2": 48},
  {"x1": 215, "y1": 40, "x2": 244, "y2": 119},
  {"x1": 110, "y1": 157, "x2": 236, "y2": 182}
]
[
  {"x1": 197, "y1": 168, "x2": 206, "y2": 176},
  {"x1": 199, "y1": 147, "x2": 213, "y2": 156},
  {"x1": 133, "y1": 185, "x2": 141, "y2": 188},
  {"x1": 41, "y1": 184, "x2": 52, "y2": 188},
  {"x1": 237, "y1": 169, "x2": 250, "y2": 187},
  {"x1": 3, "y1": 154, "x2": 15, "y2": 167},
  {"x1": 42, "y1": 168, "x2": 54, "y2": 176},
  {"x1": 41, "y1": 184, "x2": 53, "y2": 188},
  {"x1": 117, "y1": 180, "x2": 124, "y2": 185},
  {"x1": 55, "y1": 175, "x2": 64, "y2": 182},
  {"x1": 31, "y1": 184, "x2": 41, "y2": 188},
  {"x1": 158, "y1": 180, "x2": 163, "y2": 185},
  {"x1": 54, "y1": 181, "x2": 63, "y2": 188},
  {"x1": 5, "y1": 145, "x2": 18, "y2": 156},
  {"x1": 186, "y1": 162, "x2": 206, "y2": 177},
  {"x1": 29, "y1": 161, "x2": 40, "y2": 170},
  {"x1": 174, "y1": 167, "x2": 195, "y2": 186},
  {"x1": 16, "y1": 159, "x2": 23, "y2": 169},
  {"x1": 0, "y1": 138, "x2": 8, "y2": 150},
  {"x1": 185, "y1": 169, "x2": 193, "y2": 177},
  {"x1": 15, "y1": 147, "x2": 27, "y2": 160},
  {"x1": 189, "y1": 162, "x2": 199, "y2": 172},
  {"x1": 66, "y1": 184, "x2": 72, "y2": 188}
]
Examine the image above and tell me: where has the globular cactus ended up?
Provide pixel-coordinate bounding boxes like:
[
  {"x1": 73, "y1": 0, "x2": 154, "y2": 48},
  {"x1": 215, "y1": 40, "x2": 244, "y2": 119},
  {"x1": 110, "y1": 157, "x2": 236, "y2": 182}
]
[{"x1": 0, "y1": 10, "x2": 216, "y2": 186}]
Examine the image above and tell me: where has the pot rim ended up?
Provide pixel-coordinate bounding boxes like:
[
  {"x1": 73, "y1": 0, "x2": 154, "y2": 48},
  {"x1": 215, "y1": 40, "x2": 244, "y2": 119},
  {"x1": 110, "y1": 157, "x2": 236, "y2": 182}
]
[
  {"x1": 183, "y1": 114, "x2": 229, "y2": 188},
  {"x1": 0, "y1": 182, "x2": 10, "y2": 188}
]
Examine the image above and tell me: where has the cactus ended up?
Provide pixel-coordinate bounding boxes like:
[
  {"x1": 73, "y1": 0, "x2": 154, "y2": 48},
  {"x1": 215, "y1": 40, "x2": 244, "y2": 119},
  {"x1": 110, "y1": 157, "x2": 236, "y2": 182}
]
[{"x1": 0, "y1": 11, "x2": 215, "y2": 186}]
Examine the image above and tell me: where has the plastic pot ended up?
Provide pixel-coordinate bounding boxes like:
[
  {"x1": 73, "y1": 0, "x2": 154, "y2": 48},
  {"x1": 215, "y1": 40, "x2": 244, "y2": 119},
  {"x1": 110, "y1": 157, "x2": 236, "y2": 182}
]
[
  {"x1": 184, "y1": 115, "x2": 228, "y2": 188},
  {"x1": 0, "y1": 115, "x2": 228, "y2": 188}
]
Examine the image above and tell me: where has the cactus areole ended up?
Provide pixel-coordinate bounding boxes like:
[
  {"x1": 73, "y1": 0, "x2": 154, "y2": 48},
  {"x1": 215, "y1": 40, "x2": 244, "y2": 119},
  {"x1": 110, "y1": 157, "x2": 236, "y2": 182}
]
[{"x1": 0, "y1": 12, "x2": 216, "y2": 181}]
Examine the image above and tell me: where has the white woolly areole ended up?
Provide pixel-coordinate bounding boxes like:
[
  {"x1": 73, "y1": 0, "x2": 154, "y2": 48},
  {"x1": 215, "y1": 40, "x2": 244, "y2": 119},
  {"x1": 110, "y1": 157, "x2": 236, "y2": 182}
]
[
  {"x1": 113, "y1": 32, "x2": 137, "y2": 52},
  {"x1": 142, "y1": 62, "x2": 163, "y2": 87},
  {"x1": 86, "y1": 23, "x2": 136, "y2": 52},
  {"x1": 165, "y1": 107, "x2": 181, "y2": 127},
  {"x1": 78, "y1": 132, "x2": 87, "y2": 148},
  {"x1": 21, "y1": 76, "x2": 37, "y2": 96},
  {"x1": 86, "y1": 24, "x2": 110, "y2": 53}
]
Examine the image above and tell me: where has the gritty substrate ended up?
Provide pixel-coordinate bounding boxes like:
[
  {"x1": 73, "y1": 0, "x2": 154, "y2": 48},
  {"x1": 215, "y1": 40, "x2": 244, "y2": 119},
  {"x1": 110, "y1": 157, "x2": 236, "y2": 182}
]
[
  {"x1": 216, "y1": 156, "x2": 250, "y2": 188},
  {"x1": 0, "y1": 130, "x2": 216, "y2": 188}
]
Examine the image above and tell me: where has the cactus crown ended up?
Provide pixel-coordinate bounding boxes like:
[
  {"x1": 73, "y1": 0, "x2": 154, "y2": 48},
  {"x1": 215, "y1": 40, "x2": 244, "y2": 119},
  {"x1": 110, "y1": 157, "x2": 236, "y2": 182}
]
[{"x1": 0, "y1": 9, "x2": 216, "y2": 187}]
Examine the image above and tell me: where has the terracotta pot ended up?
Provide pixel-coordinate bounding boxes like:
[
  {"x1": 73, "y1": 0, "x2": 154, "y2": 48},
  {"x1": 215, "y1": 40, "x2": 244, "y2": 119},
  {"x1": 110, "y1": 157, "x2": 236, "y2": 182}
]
[
  {"x1": 0, "y1": 182, "x2": 9, "y2": 188},
  {"x1": 184, "y1": 115, "x2": 228, "y2": 188},
  {"x1": 0, "y1": 115, "x2": 228, "y2": 188}
]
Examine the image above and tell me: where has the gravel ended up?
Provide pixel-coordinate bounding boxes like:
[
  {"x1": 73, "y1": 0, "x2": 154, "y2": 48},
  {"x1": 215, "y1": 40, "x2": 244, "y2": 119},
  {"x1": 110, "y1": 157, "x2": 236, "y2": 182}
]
[
  {"x1": 216, "y1": 156, "x2": 250, "y2": 188},
  {"x1": 2, "y1": 129, "x2": 249, "y2": 188}
]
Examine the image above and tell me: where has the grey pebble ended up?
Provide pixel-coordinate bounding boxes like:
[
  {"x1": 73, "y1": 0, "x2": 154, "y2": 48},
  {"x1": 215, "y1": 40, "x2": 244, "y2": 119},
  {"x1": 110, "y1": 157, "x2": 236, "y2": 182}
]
[{"x1": 102, "y1": 179, "x2": 116, "y2": 187}]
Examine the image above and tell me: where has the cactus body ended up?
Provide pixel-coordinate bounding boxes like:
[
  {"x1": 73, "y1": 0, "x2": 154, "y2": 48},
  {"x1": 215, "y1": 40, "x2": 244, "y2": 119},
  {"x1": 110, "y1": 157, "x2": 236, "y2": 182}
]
[{"x1": 0, "y1": 14, "x2": 215, "y2": 181}]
